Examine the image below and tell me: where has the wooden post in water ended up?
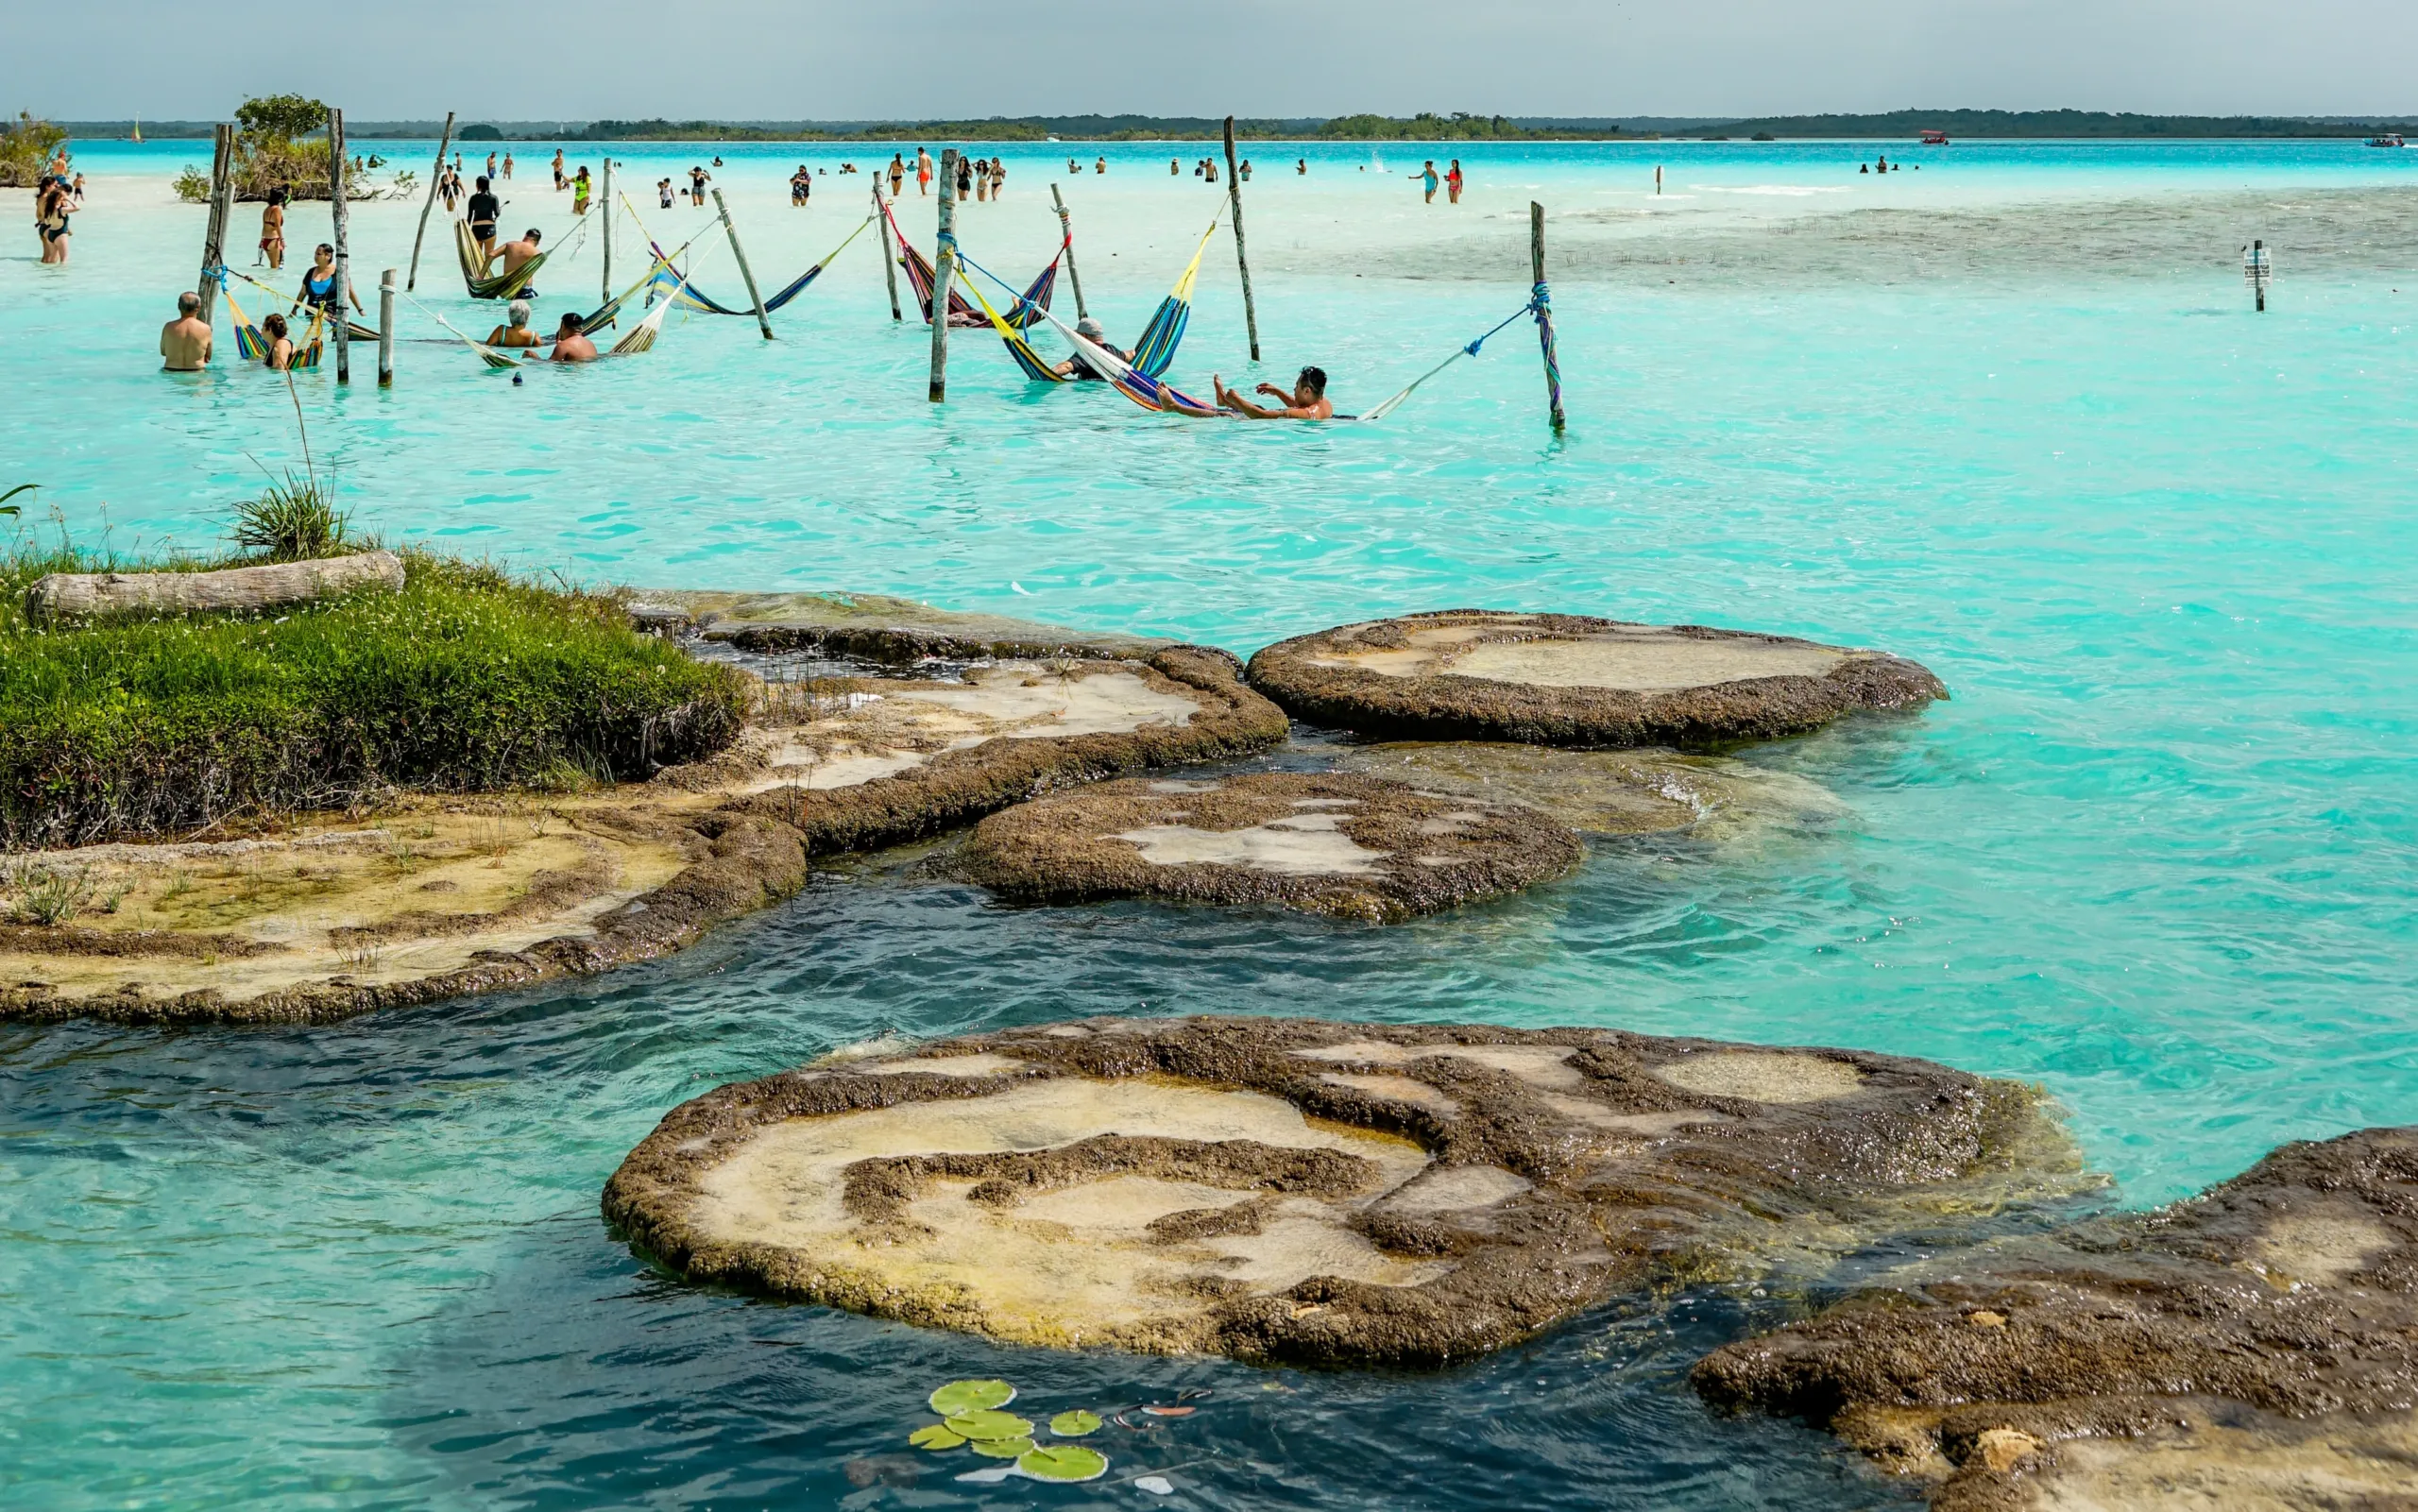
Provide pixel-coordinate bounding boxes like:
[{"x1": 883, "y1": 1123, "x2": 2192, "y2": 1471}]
[
  {"x1": 1530, "y1": 202, "x2": 1565, "y2": 433},
  {"x1": 405, "y1": 110, "x2": 453, "y2": 292},
  {"x1": 1050, "y1": 182, "x2": 1088, "y2": 320},
  {"x1": 600, "y1": 157, "x2": 614, "y2": 306},
  {"x1": 1222, "y1": 116, "x2": 1260, "y2": 362},
  {"x1": 928, "y1": 149, "x2": 958, "y2": 401},
  {"x1": 377, "y1": 268, "x2": 396, "y2": 386},
  {"x1": 330, "y1": 108, "x2": 351, "y2": 384},
  {"x1": 872, "y1": 182, "x2": 902, "y2": 321},
  {"x1": 710, "y1": 188, "x2": 775, "y2": 340},
  {"x1": 195, "y1": 123, "x2": 235, "y2": 326},
  {"x1": 2248, "y1": 238, "x2": 2271, "y2": 313}
]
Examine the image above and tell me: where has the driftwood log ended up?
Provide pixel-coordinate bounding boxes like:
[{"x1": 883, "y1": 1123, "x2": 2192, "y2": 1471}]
[{"x1": 26, "y1": 551, "x2": 405, "y2": 623}]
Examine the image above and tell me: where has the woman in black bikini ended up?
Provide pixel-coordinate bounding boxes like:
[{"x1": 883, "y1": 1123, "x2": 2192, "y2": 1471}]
[
  {"x1": 261, "y1": 312, "x2": 298, "y2": 370},
  {"x1": 35, "y1": 178, "x2": 71, "y2": 264}
]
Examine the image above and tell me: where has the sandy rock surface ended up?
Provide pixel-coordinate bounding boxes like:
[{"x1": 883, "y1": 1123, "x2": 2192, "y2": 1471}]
[
  {"x1": 1691, "y1": 1125, "x2": 2418, "y2": 1511},
  {"x1": 955, "y1": 772, "x2": 1582, "y2": 921},
  {"x1": 604, "y1": 1015, "x2": 2082, "y2": 1367},
  {"x1": 1248, "y1": 610, "x2": 1946, "y2": 748},
  {"x1": 0, "y1": 650, "x2": 1282, "y2": 1025}
]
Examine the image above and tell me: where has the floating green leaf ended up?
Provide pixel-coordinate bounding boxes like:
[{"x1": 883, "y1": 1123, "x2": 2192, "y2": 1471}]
[
  {"x1": 969, "y1": 1436, "x2": 1035, "y2": 1459},
  {"x1": 908, "y1": 1424, "x2": 966, "y2": 1452},
  {"x1": 1048, "y1": 1410, "x2": 1101, "y2": 1437},
  {"x1": 944, "y1": 1409, "x2": 1034, "y2": 1442},
  {"x1": 928, "y1": 1379, "x2": 1016, "y2": 1416},
  {"x1": 1016, "y1": 1444, "x2": 1110, "y2": 1483}
]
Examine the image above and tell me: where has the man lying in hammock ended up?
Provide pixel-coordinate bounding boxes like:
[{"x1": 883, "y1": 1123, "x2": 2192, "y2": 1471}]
[
  {"x1": 1053, "y1": 317, "x2": 1129, "y2": 381},
  {"x1": 1213, "y1": 366, "x2": 1334, "y2": 420}
]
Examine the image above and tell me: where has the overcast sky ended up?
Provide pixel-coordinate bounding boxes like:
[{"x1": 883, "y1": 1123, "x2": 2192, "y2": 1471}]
[{"x1": 9, "y1": 0, "x2": 2415, "y2": 120}]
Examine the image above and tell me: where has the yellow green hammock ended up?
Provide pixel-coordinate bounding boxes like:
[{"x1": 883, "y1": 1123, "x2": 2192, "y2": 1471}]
[{"x1": 455, "y1": 220, "x2": 548, "y2": 300}]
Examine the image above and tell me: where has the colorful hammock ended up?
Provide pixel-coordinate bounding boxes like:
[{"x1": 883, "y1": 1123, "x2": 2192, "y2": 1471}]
[
  {"x1": 641, "y1": 214, "x2": 876, "y2": 316},
  {"x1": 220, "y1": 278, "x2": 325, "y2": 371},
  {"x1": 881, "y1": 202, "x2": 1059, "y2": 329},
  {"x1": 952, "y1": 264, "x2": 1066, "y2": 383},
  {"x1": 455, "y1": 220, "x2": 549, "y2": 300},
  {"x1": 1126, "y1": 215, "x2": 1219, "y2": 379}
]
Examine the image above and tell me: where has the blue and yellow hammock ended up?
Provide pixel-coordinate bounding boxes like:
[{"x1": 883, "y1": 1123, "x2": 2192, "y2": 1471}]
[
  {"x1": 640, "y1": 214, "x2": 877, "y2": 316},
  {"x1": 221, "y1": 279, "x2": 325, "y2": 370}
]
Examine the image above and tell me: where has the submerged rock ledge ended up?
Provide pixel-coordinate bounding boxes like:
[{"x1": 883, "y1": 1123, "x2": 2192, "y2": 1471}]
[
  {"x1": 1248, "y1": 611, "x2": 1948, "y2": 749},
  {"x1": 956, "y1": 772, "x2": 1584, "y2": 921},
  {"x1": 0, "y1": 650, "x2": 1283, "y2": 1026},
  {"x1": 1693, "y1": 1125, "x2": 2418, "y2": 1511},
  {"x1": 603, "y1": 1015, "x2": 2077, "y2": 1367}
]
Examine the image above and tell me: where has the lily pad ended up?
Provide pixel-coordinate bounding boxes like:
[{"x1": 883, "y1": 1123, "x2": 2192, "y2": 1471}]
[
  {"x1": 970, "y1": 1436, "x2": 1036, "y2": 1459},
  {"x1": 944, "y1": 1409, "x2": 1034, "y2": 1442},
  {"x1": 928, "y1": 1379, "x2": 1016, "y2": 1416},
  {"x1": 907, "y1": 1424, "x2": 965, "y2": 1451},
  {"x1": 1048, "y1": 1410, "x2": 1102, "y2": 1437},
  {"x1": 1014, "y1": 1444, "x2": 1110, "y2": 1483}
]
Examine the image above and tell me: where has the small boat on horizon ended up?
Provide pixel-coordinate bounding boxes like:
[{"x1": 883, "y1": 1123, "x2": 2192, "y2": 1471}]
[
  {"x1": 1920, "y1": 129, "x2": 1950, "y2": 145},
  {"x1": 2368, "y1": 133, "x2": 2405, "y2": 147}
]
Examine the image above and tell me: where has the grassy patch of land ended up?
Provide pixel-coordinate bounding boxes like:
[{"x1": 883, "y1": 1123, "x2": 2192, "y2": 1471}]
[{"x1": 0, "y1": 549, "x2": 746, "y2": 847}]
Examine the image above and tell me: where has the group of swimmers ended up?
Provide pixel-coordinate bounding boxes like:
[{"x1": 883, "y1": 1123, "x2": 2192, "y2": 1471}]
[
  {"x1": 1411, "y1": 160, "x2": 1466, "y2": 203},
  {"x1": 155, "y1": 237, "x2": 362, "y2": 372},
  {"x1": 482, "y1": 298, "x2": 598, "y2": 361},
  {"x1": 30, "y1": 152, "x2": 81, "y2": 264},
  {"x1": 1175, "y1": 157, "x2": 1251, "y2": 183}
]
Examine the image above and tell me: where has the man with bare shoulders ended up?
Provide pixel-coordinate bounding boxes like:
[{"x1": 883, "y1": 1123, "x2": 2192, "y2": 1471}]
[
  {"x1": 160, "y1": 291, "x2": 213, "y2": 370},
  {"x1": 1214, "y1": 365, "x2": 1333, "y2": 419},
  {"x1": 549, "y1": 312, "x2": 598, "y2": 362},
  {"x1": 498, "y1": 227, "x2": 544, "y2": 294}
]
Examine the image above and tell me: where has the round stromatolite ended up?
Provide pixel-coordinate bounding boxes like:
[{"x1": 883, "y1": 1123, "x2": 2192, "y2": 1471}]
[
  {"x1": 1690, "y1": 1125, "x2": 2418, "y2": 1511},
  {"x1": 953, "y1": 772, "x2": 1582, "y2": 921},
  {"x1": 1246, "y1": 611, "x2": 1948, "y2": 749},
  {"x1": 602, "y1": 1015, "x2": 2083, "y2": 1368},
  {"x1": 1327, "y1": 740, "x2": 1849, "y2": 838}
]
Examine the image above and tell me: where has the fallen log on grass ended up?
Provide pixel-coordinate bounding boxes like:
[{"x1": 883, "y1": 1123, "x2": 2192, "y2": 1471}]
[{"x1": 26, "y1": 550, "x2": 405, "y2": 623}]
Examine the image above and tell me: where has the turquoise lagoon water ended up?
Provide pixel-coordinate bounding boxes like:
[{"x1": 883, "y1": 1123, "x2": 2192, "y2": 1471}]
[{"x1": 4, "y1": 139, "x2": 2418, "y2": 1508}]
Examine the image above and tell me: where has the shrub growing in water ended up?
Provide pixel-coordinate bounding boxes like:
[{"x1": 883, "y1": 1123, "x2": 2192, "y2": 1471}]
[{"x1": 230, "y1": 473, "x2": 349, "y2": 561}]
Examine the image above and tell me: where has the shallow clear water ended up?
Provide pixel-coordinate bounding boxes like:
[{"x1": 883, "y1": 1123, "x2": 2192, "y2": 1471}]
[{"x1": 4, "y1": 139, "x2": 2417, "y2": 1509}]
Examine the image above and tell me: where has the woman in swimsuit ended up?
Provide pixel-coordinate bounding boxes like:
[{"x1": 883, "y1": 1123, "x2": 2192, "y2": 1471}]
[
  {"x1": 261, "y1": 312, "x2": 298, "y2": 370},
  {"x1": 35, "y1": 178, "x2": 70, "y2": 264},
  {"x1": 889, "y1": 154, "x2": 906, "y2": 196},
  {"x1": 483, "y1": 298, "x2": 547, "y2": 350},
  {"x1": 572, "y1": 166, "x2": 590, "y2": 215},
  {"x1": 1446, "y1": 160, "x2": 1464, "y2": 204},
  {"x1": 990, "y1": 159, "x2": 1005, "y2": 198},
  {"x1": 291, "y1": 244, "x2": 364, "y2": 318},
  {"x1": 259, "y1": 190, "x2": 288, "y2": 269},
  {"x1": 955, "y1": 156, "x2": 973, "y2": 199}
]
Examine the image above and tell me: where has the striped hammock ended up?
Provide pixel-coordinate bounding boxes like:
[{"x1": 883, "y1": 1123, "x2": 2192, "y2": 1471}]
[
  {"x1": 1126, "y1": 216, "x2": 1219, "y2": 379},
  {"x1": 642, "y1": 215, "x2": 876, "y2": 316},
  {"x1": 454, "y1": 220, "x2": 548, "y2": 300},
  {"x1": 223, "y1": 282, "x2": 325, "y2": 371}
]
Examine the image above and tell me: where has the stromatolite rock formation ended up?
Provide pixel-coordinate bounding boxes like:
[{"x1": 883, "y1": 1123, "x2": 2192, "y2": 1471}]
[
  {"x1": 1247, "y1": 611, "x2": 1946, "y2": 748},
  {"x1": 954, "y1": 772, "x2": 1583, "y2": 921},
  {"x1": 1327, "y1": 740, "x2": 1848, "y2": 838},
  {"x1": 604, "y1": 1015, "x2": 2080, "y2": 1367},
  {"x1": 1691, "y1": 1125, "x2": 2418, "y2": 1511}
]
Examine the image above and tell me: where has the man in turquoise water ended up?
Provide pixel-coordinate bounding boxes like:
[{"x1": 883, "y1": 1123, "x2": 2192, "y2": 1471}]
[
  {"x1": 160, "y1": 292, "x2": 212, "y2": 371},
  {"x1": 1214, "y1": 366, "x2": 1334, "y2": 420}
]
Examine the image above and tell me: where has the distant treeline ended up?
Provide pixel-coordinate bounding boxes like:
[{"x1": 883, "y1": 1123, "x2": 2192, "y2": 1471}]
[
  {"x1": 1694, "y1": 109, "x2": 2418, "y2": 139},
  {"x1": 50, "y1": 109, "x2": 2418, "y2": 143}
]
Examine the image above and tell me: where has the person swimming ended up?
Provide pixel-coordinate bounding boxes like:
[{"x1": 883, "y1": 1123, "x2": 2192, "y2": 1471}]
[{"x1": 1214, "y1": 365, "x2": 1334, "y2": 420}]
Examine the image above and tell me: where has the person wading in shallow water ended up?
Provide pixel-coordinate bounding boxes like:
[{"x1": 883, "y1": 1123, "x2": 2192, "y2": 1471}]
[
  {"x1": 549, "y1": 311, "x2": 598, "y2": 362},
  {"x1": 1214, "y1": 366, "x2": 1335, "y2": 419},
  {"x1": 496, "y1": 228, "x2": 544, "y2": 296},
  {"x1": 160, "y1": 291, "x2": 213, "y2": 369},
  {"x1": 259, "y1": 188, "x2": 288, "y2": 269},
  {"x1": 291, "y1": 244, "x2": 364, "y2": 319},
  {"x1": 484, "y1": 298, "x2": 545, "y2": 350}
]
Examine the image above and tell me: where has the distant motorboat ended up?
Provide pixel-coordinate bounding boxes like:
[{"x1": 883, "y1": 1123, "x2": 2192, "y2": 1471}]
[
  {"x1": 1920, "y1": 129, "x2": 1950, "y2": 146},
  {"x1": 2368, "y1": 133, "x2": 2406, "y2": 148}
]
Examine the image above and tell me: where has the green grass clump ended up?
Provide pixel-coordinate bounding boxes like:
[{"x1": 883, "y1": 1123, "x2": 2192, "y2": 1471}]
[
  {"x1": 230, "y1": 473, "x2": 349, "y2": 561},
  {"x1": 0, "y1": 549, "x2": 747, "y2": 847}
]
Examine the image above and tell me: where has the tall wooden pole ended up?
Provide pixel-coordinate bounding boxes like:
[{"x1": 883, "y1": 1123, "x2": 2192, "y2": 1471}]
[
  {"x1": 1222, "y1": 116, "x2": 1260, "y2": 362},
  {"x1": 377, "y1": 268, "x2": 396, "y2": 386},
  {"x1": 1530, "y1": 202, "x2": 1565, "y2": 433},
  {"x1": 928, "y1": 149, "x2": 957, "y2": 401},
  {"x1": 330, "y1": 108, "x2": 351, "y2": 385},
  {"x1": 710, "y1": 188, "x2": 775, "y2": 340},
  {"x1": 405, "y1": 110, "x2": 453, "y2": 292},
  {"x1": 600, "y1": 156, "x2": 614, "y2": 305},
  {"x1": 1050, "y1": 181, "x2": 1087, "y2": 320},
  {"x1": 195, "y1": 123, "x2": 234, "y2": 326},
  {"x1": 872, "y1": 183, "x2": 902, "y2": 321}
]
